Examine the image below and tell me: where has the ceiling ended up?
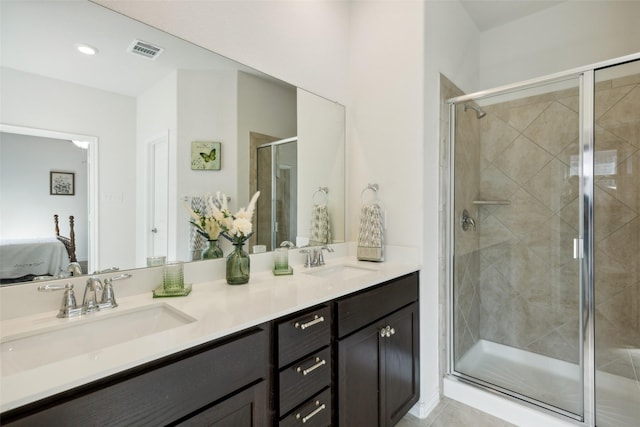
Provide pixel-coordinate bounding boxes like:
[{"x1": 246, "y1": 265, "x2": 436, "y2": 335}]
[
  {"x1": 460, "y1": 0, "x2": 566, "y2": 31},
  {"x1": 0, "y1": 1, "x2": 261, "y2": 98}
]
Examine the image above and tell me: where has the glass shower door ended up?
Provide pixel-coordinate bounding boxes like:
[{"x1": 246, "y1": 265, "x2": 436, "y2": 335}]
[
  {"x1": 451, "y1": 75, "x2": 586, "y2": 418},
  {"x1": 593, "y1": 60, "x2": 640, "y2": 427}
]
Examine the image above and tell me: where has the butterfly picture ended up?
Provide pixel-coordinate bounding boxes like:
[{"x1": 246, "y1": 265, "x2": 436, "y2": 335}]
[
  {"x1": 191, "y1": 141, "x2": 221, "y2": 170},
  {"x1": 200, "y1": 148, "x2": 216, "y2": 163}
]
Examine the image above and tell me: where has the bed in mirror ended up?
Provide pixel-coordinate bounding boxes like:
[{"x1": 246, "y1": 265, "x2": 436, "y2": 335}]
[{"x1": 0, "y1": 0, "x2": 345, "y2": 284}]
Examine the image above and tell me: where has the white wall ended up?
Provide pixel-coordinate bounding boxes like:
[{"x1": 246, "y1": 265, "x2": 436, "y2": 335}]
[
  {"x1": 478, "y1": 1, "x2": 640, "y2": 90},
  {"x1": 0, "y1": 67, "x2": 137, "y2": 271},
  {"x1": 297, "y1": 89, "x2": 345, "y2": 244},
  {"x1": 0, "y1": 133, "x2": 88, "y2": 260}
]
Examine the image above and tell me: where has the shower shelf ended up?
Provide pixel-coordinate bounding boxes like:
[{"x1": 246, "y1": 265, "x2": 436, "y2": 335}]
[{"x1": 473, "y1": 200, "x2": 510, "y2": 205}]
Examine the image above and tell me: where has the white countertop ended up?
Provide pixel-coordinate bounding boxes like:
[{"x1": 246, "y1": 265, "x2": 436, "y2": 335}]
[{"x1": 0, "y1": 254, "x2": 419, "y2": 413}]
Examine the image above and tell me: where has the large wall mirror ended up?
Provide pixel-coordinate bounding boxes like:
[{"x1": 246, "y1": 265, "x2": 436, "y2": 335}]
[{"x1": 0, "y1": 0, "x2": 345, "y2": 284}]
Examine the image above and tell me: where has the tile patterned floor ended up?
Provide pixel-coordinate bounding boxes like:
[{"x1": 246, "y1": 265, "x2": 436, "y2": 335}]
[{"x1": 397, "y1": 398, "x2": 516, "y2": 427}]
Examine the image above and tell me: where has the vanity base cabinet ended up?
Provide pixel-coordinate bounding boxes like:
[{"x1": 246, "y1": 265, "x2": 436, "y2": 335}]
[
  {"x1": 1, "y1": 325, "x2": 269, "y2": 427},
  {"x1": 335, "y1": 272, "x2": 419, "y2": 427},
  {"x1": 1, "y1": 271, "x2": 420, "y2": 427}
]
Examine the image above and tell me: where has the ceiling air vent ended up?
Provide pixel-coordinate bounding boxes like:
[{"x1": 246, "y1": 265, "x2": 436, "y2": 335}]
[{"x1": 128, "y1": 40, "x2": 163, "y2": 60}]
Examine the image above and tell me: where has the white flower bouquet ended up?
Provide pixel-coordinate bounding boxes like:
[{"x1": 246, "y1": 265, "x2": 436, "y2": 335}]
[{"x1": 186, "y1": 191, "x2": 260, "y2": 245}]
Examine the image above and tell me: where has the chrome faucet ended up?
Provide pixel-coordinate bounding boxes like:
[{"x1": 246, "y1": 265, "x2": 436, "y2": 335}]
[
  {"x1": 83, "y1": 276, "x2": 103, "y2": 314},
  {"x1": 38, "y1": 273, "x2": 131, "y2": 318},
  {"x1": 300, "y1": 245, "x2": 334, "y2": 267}
]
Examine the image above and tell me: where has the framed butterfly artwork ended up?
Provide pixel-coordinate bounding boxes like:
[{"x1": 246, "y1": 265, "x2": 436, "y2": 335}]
[{"x1": 191, "y1": 141, "x2": 221, "y2": 170}]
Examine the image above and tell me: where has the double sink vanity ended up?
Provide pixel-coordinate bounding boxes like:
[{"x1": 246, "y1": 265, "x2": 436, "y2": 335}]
[{"x1": 0, "y1": 246, "x2": 420, "y2": 426}]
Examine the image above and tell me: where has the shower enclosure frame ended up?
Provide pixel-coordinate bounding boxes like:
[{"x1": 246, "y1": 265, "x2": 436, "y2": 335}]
[
  {"x1": 445, "y1": 51, "x2": 640, "y2": 427},
  {"x1": 257, "y1": 136, "x2": 298, "y2": 251}
]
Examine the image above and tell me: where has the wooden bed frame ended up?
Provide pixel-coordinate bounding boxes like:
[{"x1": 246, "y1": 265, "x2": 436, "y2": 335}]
[{"x1": 54, "y1": 214, "x2": 77, "y2": 263}]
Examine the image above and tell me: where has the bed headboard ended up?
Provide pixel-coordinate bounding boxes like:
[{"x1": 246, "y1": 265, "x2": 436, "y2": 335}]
[{"x1": 54, "y1": 214, "x2": 77, "y2": 263}]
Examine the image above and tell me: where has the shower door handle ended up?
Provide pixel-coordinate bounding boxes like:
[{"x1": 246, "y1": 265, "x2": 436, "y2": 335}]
[{"x1": 573, "y1": 238, "x2": 584, "y2": 259}]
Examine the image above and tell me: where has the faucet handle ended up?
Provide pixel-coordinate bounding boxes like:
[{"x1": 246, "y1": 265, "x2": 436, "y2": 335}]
[
  {"x1": 299, "y1": 249, "x2": 313, "y2": 268},
  {"x1": 38, "y1": 283, "x2": 82, "y2": 318},
  {"x1": 99, "y1": 273, "x2": 131, "y2": 309},
  {"x1": 317, "y1": 245, "x2": 332, "y2": 266}
]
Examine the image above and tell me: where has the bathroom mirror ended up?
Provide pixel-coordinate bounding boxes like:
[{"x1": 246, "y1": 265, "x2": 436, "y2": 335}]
[{"x1": 0, "y1": 0, "x2": 345, "y2": 283}]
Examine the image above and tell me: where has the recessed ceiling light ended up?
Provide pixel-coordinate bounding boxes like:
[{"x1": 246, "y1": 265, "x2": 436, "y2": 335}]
[{"x1": 75, "y1": 44, "x2": 98, "y2": 56}]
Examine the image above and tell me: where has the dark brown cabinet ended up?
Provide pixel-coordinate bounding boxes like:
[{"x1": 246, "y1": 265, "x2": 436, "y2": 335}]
[{"x1": 335, "y1": 272, "x2": 419, "y2": 427}]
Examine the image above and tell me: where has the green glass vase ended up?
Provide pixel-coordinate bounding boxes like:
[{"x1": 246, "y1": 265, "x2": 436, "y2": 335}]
[
  {"x1": 226, "y1": 243, "x2": 250, "y2": 285},
  {"x1": 201, "y1": 240, "x2": 223, "y2": 260}
]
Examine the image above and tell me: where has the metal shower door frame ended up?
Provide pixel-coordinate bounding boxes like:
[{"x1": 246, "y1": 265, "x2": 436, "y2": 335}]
[{"x1": 444, "y1": 51, "x2": 640, "y2": 426}]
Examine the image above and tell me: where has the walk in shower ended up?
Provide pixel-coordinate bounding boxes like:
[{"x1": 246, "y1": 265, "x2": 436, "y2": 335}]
[{"x1": 446, "y1": 54, "x2": 639, "y2": 426}]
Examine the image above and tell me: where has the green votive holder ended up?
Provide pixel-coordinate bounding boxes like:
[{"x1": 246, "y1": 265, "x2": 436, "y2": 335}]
[
  {"x1": 163, "y1": 261, "x2": 184, "y2": 291},
  {"x1": 273, "y1": 248, "x2": 293, "y2": 275}
]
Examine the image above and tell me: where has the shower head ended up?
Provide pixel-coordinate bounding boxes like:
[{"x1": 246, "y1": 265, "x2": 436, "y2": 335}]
[{"x1": 463, "y1": 103, "x2": 487, "y2": 119}]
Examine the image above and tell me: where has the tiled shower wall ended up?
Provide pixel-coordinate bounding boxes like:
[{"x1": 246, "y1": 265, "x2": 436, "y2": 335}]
[
  {"x1": 473, "y1": 73, "x2": 640, "y2": 378},
  {"x1": 477, "y1": 85, "x2": 583, "y2": 364}
]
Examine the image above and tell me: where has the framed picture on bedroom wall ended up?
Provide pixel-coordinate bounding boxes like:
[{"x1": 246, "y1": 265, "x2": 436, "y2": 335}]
[{"x1": 50, "y1": 171, "x2": 75, "y2": 196}]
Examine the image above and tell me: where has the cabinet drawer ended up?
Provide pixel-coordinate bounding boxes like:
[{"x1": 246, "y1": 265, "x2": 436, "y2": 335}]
[
  {"x1": 279, "y1": 347, "x2": 331, "y2": 415},
  {"x1": 278, "y1": 305, "x2": 330, "y2": 367},
  {"x1": 279, "y1": 388, "x2": 331, "y2": 427},
  {"x1": 336, "y1": 272, "x2": 418, "y2": 338}
]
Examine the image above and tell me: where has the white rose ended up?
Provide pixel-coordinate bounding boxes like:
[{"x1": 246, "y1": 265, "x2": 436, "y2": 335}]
[{"x1": 233, "y1": 218, "x2": 253, "y2": 236}]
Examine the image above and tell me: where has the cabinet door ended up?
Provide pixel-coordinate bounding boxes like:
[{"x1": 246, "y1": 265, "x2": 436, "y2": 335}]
[
  {"x1": 380, "y1": 303, "x2": 419, "y2": 427},
  {"x1": 337, "y1": 302, "x2": 419, "y2": 427},
  {"x1": 337, "y1": 320, "x2": 382, "y2": 426},
  {"x1": 177, "y1": 381, "x2": 268, "y2": 427}
]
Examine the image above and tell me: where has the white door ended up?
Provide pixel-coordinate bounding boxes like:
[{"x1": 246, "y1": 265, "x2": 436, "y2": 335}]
[{"x1": 148, "y1": 134, "x2": 169, "y2": 258}]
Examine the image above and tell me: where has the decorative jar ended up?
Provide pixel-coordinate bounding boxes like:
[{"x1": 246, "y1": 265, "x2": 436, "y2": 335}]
[
  {"x1": 201, "y1": 240, "x2": 223, "y2": 259},
  {"x1": 226, "y1": 243, "x2": 250, "y2": 285}
]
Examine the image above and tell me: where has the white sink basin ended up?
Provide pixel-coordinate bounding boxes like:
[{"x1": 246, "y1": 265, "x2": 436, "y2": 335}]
[
  {"x1": 303, "y1": 263, "x2": 379, "y2": 281},
  {"x1": 0, "y1": 304, "x2": 195, "y2": 376}
]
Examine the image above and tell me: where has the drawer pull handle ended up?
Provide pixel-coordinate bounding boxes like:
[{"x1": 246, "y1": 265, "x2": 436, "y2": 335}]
[
  {"x1": 297, "y1": 357, "x2": 326, "y2": 376},
  {"x1": 296, "y1": 401, "x2": 326, "y2": 423},
  {"x1": 294, "y1": 315, "x2": 324, "y2": 330}
]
